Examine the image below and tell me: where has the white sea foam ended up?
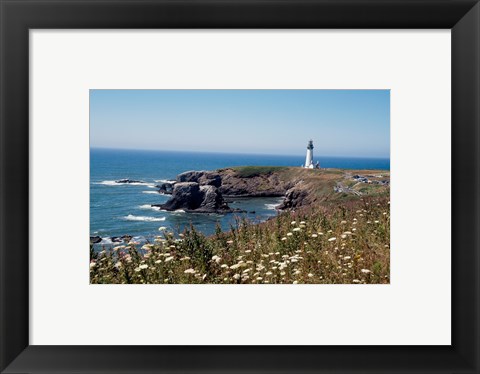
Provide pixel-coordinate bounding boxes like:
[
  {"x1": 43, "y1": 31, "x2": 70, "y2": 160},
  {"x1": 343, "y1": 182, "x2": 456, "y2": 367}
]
[
  {"x1": 155, "y1": 179, "x2": 176, "y2": 184},
  {"x1": 96, "y1": 180, "x2": 117, "y2": 186},
  {"x1": 96, "y1": 180, "x2": 156, "y2": 187},
  {"x1": 100, "y1": 238, "x2": 113, "y2": 245},
  {"x1": 265, "y1": 202, "x2": 282, "y2": 210},
  {"x1": 174, "y1": 209, "x2": 185, "y2": 213},
  {"x1": 139, "y1": 204, "x2": 162, "y2": 211},
  {"x1": 124, "y1": 215, "x2": 166, "y2": 222},
  {"x1": 142, "y1": 191, "x2": 159, "y2": 194}
]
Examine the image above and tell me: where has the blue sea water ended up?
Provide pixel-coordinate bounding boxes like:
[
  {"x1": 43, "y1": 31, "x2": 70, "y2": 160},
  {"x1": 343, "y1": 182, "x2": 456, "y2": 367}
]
[{"x1": 90, "y1": 148, "x2": 389, "y2": 241}]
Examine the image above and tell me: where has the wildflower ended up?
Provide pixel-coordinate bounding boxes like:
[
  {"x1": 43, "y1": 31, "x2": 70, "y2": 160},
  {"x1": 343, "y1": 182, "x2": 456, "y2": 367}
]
[
  {"x1": 318, "y1": 232, "x2": 324, "y2": 235},
  {"x1": 89, "y1": 262, "x2": 96, "y2": 269},
  {"x1": 211, "y1": 255, "x2": 221, "y2": 263},
  {"x1": 256, "y1": 277, "x2": 263, "y2": 281},
  {"x1": 141, "y1": 244, "x2": 153, "y2": 251},
  {"x1": 165, "y1": 256, "x2": 174, "y2": 262},
  {"x1": 266, "y1": 271, "x2": 272, "y2": 275},
  {"x1": 383, "y1": 212, "x2": 387, "y2": 215},
  {"x1": 299, "y1": 224, "x2": 306, "y2": 229},
  {"x1": 341, "y1": 220, "x2": 347, "y2": 224},
  {"x1": 281, "y1": 237, "x2": 287, "y2": 241},
  {"x1": 245, "y1": 250, "x2": 252, "y2": 253},
  {"x1": 155, "y1": 259, "x2": 162, "y2": 264},
  {"x1": 293, "y1": 227, "x2": 301, "y2": 232},
  {"x1": 308, "y1": 273, "x2": 314, "y2": 278},
  {"x1": 220, "y1": 264, "x2": 228, "y2": 269},
  {"x1": 139, "y1": 264, "x2": 148, "y2": 270},
  {"x1": 291, "y1": 221, "x2": 296, "y2": 225},
  {"x1": 158, "y1": 226, "x2": 167, "y2": 231},
  {"x1": 180, "y1": 256, "x2": 191, "y2": 261},
  {"x1": 230, "y1": 264, "x2": 241, "y2": 270},
  {"x1": 341, "y1": 234, "x2": 347, "y2": 239},
  {"x1": 375, "y1": 220, "x2": 380, "y2": 223},
  {"x1": 343, "y1": 231, "x2": 352, "y2": 235},
  {"x1": 361, "y1": 269, "x2": 371, "y2": 274},
  {"x1": 179, "y1": 233, "x2": 184, "y2": 237},
  {"x1": 113, "y1": 245, "x2": 125, "y2": 251},
  {"x1": 226, "y1": 240, "x2": 234, "y2": 244},
  {"x1": 311, "y1": 234, "x2": 318, "y2": 238},
  {"x1": 169, "y1": 245, "x2": 176, "y2": 249},
  {"x1": 343, "y1": 256, "x2": 351, "y2": 260},
  {"x1": 184, "y1": 268, "x2": 196, "y2": 274},
  {"x1": 328, "y1": 237, "x2": 336, "y2": 242},
  {"x1": 242, "y1": 269, "x2": 251, "y2": 274},
  {"x1": 287, "y1": 233, "x2": 293, "y2": 237},
  {"x1": 292, "y1": 281, "x2": 298, "y2": 284},
  {"x1": 114, "y1": 262, "x2": 122, "y2": 269},
  {"x1": 353, "y1": 279, "x2": 360, "y2": 283},
  {"x1": 233, "y1": 274, "x2": 241, "y2": 280}
]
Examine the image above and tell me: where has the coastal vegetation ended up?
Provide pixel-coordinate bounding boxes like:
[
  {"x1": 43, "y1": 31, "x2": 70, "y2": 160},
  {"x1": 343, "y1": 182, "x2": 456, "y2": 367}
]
[{"x1": 90, "y1": 172, "x2": 390, "y2": 284}]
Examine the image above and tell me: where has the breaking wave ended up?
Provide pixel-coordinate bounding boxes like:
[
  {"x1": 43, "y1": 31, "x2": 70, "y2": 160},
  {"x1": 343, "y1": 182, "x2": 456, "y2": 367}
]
[
  {"x1": 124, "y1": 215, "x2": 166, "y2": 222},
  {"x1": 265, "y1": 202, "x2": 282, "y2": 210},
  {"x1": 96, "y1": 180, "x2": 156, "y2": 187},
  {"x1": 139, "y1": 204, "x2": 162, "y2": 211}
]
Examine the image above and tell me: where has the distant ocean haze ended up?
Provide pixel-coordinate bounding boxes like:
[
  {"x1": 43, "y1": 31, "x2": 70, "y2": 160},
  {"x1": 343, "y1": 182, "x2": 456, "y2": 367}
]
[{"x1": 90, "y1": 148, "x2": 390, "y2": 242}]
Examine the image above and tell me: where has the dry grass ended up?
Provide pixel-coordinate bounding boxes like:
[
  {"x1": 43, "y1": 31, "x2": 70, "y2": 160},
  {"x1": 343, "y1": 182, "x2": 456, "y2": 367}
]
[{"x1": 90, "y1": 195, "x2": 390, "y2": 284}]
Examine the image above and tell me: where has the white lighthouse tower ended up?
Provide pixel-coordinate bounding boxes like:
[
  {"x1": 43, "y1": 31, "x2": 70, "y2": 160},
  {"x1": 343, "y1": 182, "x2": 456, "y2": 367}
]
[{"x1": 304, "y1": 139, "x2": 314, "y2": 169}]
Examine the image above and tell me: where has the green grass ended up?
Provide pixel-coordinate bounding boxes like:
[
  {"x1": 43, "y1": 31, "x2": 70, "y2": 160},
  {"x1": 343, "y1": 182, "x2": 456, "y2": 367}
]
[
  {"x1": 90, "y1": 195, "x2": 390, "y2": 284},
  {"x1": 229, "y1": 166, "x2": 289, "y2": 178}
]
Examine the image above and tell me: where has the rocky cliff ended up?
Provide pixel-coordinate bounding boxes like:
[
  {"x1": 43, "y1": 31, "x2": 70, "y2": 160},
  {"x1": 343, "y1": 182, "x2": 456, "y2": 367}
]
[{"x1": 153, "y1": 167, "x2": 390, "y2": 214}]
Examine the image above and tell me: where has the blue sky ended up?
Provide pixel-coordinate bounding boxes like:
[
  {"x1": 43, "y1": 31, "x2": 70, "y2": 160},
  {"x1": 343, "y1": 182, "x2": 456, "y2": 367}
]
[{"x1": 90, "y1": 90, "x2": 390, "y2": 158}]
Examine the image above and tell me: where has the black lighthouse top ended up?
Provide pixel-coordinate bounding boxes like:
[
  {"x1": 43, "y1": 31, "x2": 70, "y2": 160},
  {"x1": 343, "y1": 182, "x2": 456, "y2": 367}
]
[{"x1": 307, "y1": 140, "x2": 314, "y2": 150}]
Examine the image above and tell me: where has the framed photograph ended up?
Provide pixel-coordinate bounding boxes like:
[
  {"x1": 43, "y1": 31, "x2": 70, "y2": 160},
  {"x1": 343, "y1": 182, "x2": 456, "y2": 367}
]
[{"x1": 1, "y1": 0, "x2": 479, "y2": 373}]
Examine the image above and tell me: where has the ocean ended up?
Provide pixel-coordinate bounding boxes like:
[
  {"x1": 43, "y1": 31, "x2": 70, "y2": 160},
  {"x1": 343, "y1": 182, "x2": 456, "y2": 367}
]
[{"x1": 90, "y1": 148, "x2": 389, "y2": 242}]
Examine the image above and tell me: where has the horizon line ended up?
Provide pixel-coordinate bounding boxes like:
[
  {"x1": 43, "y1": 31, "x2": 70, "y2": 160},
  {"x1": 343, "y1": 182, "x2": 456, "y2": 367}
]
[{"x1": 90, "y1": 146, "x2": 390, "y2": 160}]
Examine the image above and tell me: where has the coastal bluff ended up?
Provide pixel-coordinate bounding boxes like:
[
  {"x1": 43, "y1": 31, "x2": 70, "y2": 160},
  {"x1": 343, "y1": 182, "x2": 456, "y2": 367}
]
[{"x1": 152, "y1": 166, "x2": 390, "y2": 214}]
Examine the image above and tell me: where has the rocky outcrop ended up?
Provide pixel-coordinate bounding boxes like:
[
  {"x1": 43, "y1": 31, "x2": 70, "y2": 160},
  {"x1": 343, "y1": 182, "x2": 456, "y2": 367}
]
[
  {"x1": 90, "y1": 236, "x2": 102, "y2": 244},
  {"x1": 115, "y1": 179, "x2": 144, "y2": 184},
  {"x1": 177, "y1": 170, "x2": 222, "y2": 187},
  {"x1": 154, "y1": 168, "x2": 311, "y2": 213},
  {"x1": 218, "y1": 169, "x2": 294, "y2": 197},
  {"x1": 153, "y1": 182, "x2": 233, "y2": 213},
  {"x1": 156, "y1": 182, "x2": 174, "y2": 194},
  {"x1": 277, "y1": 185, "x2": 309, "y2": 210}
]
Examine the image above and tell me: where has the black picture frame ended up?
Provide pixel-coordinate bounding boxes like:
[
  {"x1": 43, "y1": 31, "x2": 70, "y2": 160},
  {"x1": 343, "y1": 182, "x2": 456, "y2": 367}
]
[{"x1": 1, "y1": 0, "x2": 479, "y2": 373}]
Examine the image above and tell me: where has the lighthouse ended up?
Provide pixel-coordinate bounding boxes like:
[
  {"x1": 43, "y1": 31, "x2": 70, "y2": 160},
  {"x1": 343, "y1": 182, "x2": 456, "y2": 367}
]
[{"x1": 304, "y1": 140, "x2": 314, "y2": 168}]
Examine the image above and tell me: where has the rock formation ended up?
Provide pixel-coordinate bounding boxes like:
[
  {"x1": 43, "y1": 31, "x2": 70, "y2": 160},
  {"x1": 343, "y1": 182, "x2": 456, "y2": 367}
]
[{"x1": 153, "y1": 181, "x2": 233, "y2": 213}]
